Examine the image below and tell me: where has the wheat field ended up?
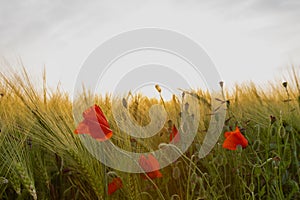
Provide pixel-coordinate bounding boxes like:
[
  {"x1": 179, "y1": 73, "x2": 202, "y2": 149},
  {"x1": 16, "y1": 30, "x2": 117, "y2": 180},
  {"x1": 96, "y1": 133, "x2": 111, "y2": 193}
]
[{"x1": 0, "y1": 68, "x2": 299, "y2": 200}]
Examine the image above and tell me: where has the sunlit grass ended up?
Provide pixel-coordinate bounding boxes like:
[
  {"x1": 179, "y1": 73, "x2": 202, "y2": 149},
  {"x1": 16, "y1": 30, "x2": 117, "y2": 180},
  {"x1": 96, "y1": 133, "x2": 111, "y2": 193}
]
[{"x1": 0, "y1": 68, "x2": 299, "y2": 199}]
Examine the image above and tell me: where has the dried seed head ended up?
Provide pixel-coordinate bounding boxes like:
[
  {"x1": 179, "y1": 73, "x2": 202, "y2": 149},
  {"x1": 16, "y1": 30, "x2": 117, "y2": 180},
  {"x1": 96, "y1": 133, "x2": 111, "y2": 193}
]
[
  {"x1": 155, "y1": 84, "x2": 162, "y2": 93},
  {"x1": 282, "y1": 81, "x2": 288, "y2": 88}
]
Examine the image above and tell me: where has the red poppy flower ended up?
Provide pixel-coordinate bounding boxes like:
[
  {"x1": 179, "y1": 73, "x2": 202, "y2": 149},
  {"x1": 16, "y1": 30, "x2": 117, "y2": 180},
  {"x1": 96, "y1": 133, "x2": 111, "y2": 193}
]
[
  {"x1": 74, "y1": 104, "x2": 113, "y2": 141},
  {"x1": 108, "y1": 177, "x2": 123, "y2": 195},
  {"x1": 222, "y1": 127, "x2": 248, "y2": 150},
  {"x1": 170, "y1": 125, "x2": 180, "y2": 143},
  {"x1": 139, "y1": 154, "x2": 162, "y2": 179}
]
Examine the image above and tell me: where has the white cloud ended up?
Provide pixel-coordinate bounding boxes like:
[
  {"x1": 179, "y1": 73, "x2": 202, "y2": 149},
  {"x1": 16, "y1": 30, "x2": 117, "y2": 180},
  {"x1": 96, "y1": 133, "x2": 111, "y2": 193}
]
[{"x1": 0, "y1": 0, "x2": 299, "y2": 94}]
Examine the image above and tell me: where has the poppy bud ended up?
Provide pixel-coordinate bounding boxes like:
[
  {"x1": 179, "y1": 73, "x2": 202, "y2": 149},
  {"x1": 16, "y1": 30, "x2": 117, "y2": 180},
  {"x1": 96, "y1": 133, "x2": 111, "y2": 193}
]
[
  {"x1": 172, "y1": 94, "x2": 177, "y2": 103},
  {"x1": 122, "y1": 98, "x2": 127, "y2": 108},
  {"x1": 236, "y1": 145, "x2": 243, "y2": 153},
  {"x1": 226, "y1": 100, "x2": 230, "y2": 107},
  {"x1": 62, "y1": 168, "x2": 72, "y2": 174},
  {"x1": 270, "y1": 115, "x2": 276, "y2": 124},
  {"x1": 272, "y1": 157, "x2": 280, "y2": 169},
  {"x1": 252, "y1": 140, "x2": 262, "y2": 151},
  {"x1": 191, "y1": 114, "x2": 195, "y2": 120},
  {"x1": 184, "y1": 102, "x2": 189, "y2": 112},
  {"x1": 172, "y1": 166, "x2": 181, "y2": 179},
  {"x1": 155, "y1": 84, "x2": 161, "y2": 93},
  {"x1": 282, "y1": 81, "x2": 287, "y2": 88},
  {"x1": 0, "y1": 177, "x2": 8, "y2": 184},
  {"x1": 219, "y1": 81, "x2": 224, "y2": 88},
  {"x1": 254, "y1": 167, "x2": 262, "y2": 177},
  {"x1": 279, "y1": 126, "x2": 286, "y2": 138},
  {"x1": 179, "y1": 112, "x2": 182, "y2": 117},
  {"x1": 168, "y1": 120, "x2": 173, "y2": 129},
  {"x1": 249, "y1": 183, "x2": 255, "y2": 193},
  {"x1": 130, "y1": 138, "x2": 137, "y2": 148},
  {"x1": 190, "y1": 172, "x2": 197, "y2": 184},
  {"x1": 26, "y1": 137, "x2": 32, "y2": 148}
]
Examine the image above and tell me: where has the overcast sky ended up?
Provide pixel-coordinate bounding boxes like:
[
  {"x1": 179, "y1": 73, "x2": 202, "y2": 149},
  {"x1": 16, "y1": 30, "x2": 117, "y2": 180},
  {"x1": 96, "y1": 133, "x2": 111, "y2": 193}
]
[{"x1": 0, "y1": 0, "x2": 300, "y2": 96}]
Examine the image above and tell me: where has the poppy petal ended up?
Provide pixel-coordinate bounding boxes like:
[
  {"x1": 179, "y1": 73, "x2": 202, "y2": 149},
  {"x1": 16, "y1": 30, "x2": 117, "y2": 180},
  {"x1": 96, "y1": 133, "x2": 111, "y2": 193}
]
[
  {"x1": 108, "y1": 177, "x2": 123, "y2": 195},
  {"x1": 139, "y1": 154, "x2": 163, "y2": 179},
  {"x1": 147, "y1": 154, "x2": 160, "y2": 170},
  {"x1": 146, "y1": 171, "x2": 162, "y2": 179},
  {"x1": 139, "y1": 155, "x2": 151, "y2": 172},
  {"x1": 223, "y1": 127, "x2": 248, "y2": 150},
  {"x1": 74, "y1": 122, "x2": 89, "y2": 134},
  {"x1": 224, "y1": 131, "x2": 232, "y2": 138},
  {"x1": 223, "y1": 134, "x2": 241, "y2": 150},
  {"x1": 170, "y1": 125, "x2": 180, "y2": 143},
  {"x1": 74, "y1": 104, "x2": 113, "y2": 141}
]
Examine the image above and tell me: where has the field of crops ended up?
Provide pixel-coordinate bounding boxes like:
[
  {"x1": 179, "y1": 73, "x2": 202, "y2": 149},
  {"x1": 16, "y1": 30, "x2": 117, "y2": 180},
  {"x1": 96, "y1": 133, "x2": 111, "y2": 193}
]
[{"x1": 0, "y1": 68, "x2": 299, "y2": 199}]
